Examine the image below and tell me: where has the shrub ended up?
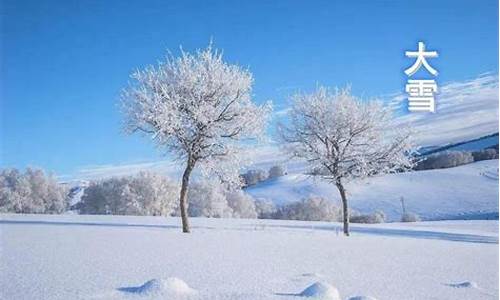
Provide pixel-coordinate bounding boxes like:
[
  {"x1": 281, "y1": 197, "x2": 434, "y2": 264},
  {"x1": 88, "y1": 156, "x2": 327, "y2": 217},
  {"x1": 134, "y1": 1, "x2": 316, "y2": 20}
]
[
  {"x1": 226, "y1": 190, "x2": 258, "y2": 219},
  {"x1": 274, "y1": 196, "x2": 341, "y2": 221},
  {"x1": 472, "y1": 148, "x2": 498, "y2": 162},
  {"x1": 268, "y1": 165, "x2": 286, "y2": 179},
  {"x1": 308, "y1": 166, "x2": 329, "y2": 176},
  {"x1": 0, "y1": 168, "x2": 68, "y2": 214},
  {"x1": 401, "y1": 212, "x2": 421, "y2": 222},
  {"x1": 241, "y1": 169, "x2": 268, "y2": 186},
  {"x1": 187, "y1": 181, "x2": 232, "y2": 218},
  {"x1": 350, "y1": 210, "x2": 386, "y2": 223},
  {"x1": 79, "y1": 172, "x2": 177, "y2": 216},
  {"x1": 415, "y1": 151, "x2": 474, "y2": 170},
  {"x1": 254, "y1": 198, "x2": 277, "y2": 219}
]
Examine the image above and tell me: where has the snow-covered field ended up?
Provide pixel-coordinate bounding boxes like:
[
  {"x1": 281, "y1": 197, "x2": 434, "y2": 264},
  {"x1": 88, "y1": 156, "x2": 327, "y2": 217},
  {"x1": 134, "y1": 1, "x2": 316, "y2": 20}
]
[
  {"x1": 2, "y1": 74, "x2": 497, "y2": 300},
  {"x1": 247, "y1": 159, "x2": 499, "y2": 221},
  {"x1": 1, "y1": 214, "x2": 498, "y2": 300}
]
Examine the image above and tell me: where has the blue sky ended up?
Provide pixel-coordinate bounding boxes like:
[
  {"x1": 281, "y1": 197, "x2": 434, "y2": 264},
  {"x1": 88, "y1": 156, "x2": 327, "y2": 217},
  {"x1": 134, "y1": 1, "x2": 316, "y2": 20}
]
[{"x1": 1, "y1": 0, "x2": 498, "y2": 178}]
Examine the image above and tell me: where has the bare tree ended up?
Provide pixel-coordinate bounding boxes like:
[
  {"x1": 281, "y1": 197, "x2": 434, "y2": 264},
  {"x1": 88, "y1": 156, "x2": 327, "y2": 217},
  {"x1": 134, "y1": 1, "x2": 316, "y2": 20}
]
[
  {"x1": 280, "y1": 87, "x2": 414, "y2": 235},
  {"x1": 121, "y1": 44, "x2": 271, "y2": 232}
]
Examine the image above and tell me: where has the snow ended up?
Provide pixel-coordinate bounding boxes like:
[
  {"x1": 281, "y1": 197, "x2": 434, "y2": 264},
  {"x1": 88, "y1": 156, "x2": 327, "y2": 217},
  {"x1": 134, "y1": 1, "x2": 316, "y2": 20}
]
[
  {"x1": 445, "y1": 281, "x2": 479, "y2": 289},
  {"x1": 1, "y1": 214, "x2": 498, "y2": 300},
  {"x1": 117, "y1": 277, "x2": 197, "y2": 298},
  {"x1": 246, "y1": 159, "x2": 499, "y2": 221},
  {"x1": 346, "y1": 296, "x2": 378, "y2": 300},
  {"x1": 299, "y1": 281, "x2": 340, "y2": 299}
]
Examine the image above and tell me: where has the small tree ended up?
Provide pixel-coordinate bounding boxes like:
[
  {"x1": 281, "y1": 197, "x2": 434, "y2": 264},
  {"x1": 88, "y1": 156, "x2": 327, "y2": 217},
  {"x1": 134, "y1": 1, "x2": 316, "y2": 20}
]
[
  {"x1": 121, "y1": 44, "x2": 270, "y2": 232},
  {"x1": 280, "y1": 87, "x2": 414, "y2": 235}
]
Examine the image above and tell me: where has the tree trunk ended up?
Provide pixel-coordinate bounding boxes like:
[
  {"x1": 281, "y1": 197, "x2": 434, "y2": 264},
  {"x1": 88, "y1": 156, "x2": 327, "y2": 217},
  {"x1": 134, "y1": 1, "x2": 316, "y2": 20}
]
[
  {"x1": 336, "y1": 181, "x2": 350, "y2": 236},
  {"x1": 179, "y1": 159, "x2": 194, "y2": 233}
]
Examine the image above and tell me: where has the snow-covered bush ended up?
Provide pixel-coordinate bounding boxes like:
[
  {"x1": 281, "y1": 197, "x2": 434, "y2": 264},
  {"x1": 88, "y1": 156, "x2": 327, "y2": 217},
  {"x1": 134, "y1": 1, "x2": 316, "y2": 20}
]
[
  {"x1": 416, "y1": 151, "x2": 474, "y2": 170},
  {"x1": 268, "y1": 165, "x2": 286, "y2": 179},
  {"x1": 401, "y1": 212, "x2": 421, "y2": 222},
  {"x1": 254, "y1": 198, "x2": 277, "y2": 219},
  {"x1": 0, "y1": 168, "x2": 68, "y2": 214},
  {"x1": 226, "y1": 190, "x2": 258, "y2": 218},
  {"x1": 186, "y1": 182, "x2": 258, "y2": 219},
  {"x1": 187, "y1": 181, "x2": 232, "y2": 218},
  {"x1": 127, "y1": 172, "x2": 178, "y2": 216},
  {"x1": 350, "y1": 210, "x2": 386, "y2": 224},
  {"x1": 274, "y1": 196, "x2": 341, "y2": 221},
  {"x1": 472, "y1": 148, "x2": 498, "y2": 162},
  {"x1": 241, "y1": 169, "x2": 268, "y2": 186},
  {"x1": 79, "y1": 172, "x2": 177, "y2": 216}
]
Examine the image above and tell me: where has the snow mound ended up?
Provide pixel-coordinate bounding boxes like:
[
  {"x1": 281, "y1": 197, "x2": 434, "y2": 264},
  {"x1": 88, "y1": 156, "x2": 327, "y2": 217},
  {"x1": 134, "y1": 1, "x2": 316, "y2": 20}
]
[
  {"x1": 446, "y1": 281, "x2": 479, "y2": 289},
  {"x1": 119, "y1": 277, "x2": 197, "y2": 296},
  {"x1": 299, "y1": 281, "x2": 341, "y2": 300},
  {"x1": 346, "y1": 296, "x2": 378, "y2": 300}
]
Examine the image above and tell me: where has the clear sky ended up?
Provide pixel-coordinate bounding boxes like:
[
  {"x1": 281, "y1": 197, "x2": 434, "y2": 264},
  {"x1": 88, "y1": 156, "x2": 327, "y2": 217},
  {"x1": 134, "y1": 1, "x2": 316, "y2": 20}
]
[{"x1": 1, "y1": 0, "x2": 498, "y2": 177}]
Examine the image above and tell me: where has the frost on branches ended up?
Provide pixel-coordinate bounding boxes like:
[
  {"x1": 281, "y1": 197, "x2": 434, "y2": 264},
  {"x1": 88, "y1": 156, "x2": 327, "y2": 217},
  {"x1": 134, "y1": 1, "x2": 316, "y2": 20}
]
[
  {"x1": 0, "y1": 168, "x2": 68, "y2": 214},
  {"x1": 280, "y1": 87, "x2": 414, "y2": 235},
  {"x1": 79, "y1": 172, "x2": 178, "y2": 216},
  {"x1": 121, "y1": 44, "x2": 271, "y2": 232}
]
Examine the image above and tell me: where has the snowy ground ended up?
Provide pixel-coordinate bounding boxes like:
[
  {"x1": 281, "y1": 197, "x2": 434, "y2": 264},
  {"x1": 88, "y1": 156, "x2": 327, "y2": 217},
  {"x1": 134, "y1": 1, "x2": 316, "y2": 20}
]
[
  {"x1": 1, "y1": 214, "x2": 498, "y2": 300},
  {"x1": 247, "y1": 159, "x2": 499, "y2": 221}
]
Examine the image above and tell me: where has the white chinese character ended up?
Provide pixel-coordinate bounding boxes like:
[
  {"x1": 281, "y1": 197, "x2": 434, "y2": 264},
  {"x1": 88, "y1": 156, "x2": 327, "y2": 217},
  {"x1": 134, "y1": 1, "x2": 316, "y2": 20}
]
[
  {"x1": 405, "y1": 79, "x2": 437, "y2": 112},
  {"x1": 405, "y1": 42, "x2": 438, "y2": 76}
]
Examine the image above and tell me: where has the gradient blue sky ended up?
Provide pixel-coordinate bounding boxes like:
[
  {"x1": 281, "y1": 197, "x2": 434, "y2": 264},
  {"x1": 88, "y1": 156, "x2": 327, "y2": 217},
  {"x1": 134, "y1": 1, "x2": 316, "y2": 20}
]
[{"x1": 1, "y1": 0, "x2": 498, "y2": 177}]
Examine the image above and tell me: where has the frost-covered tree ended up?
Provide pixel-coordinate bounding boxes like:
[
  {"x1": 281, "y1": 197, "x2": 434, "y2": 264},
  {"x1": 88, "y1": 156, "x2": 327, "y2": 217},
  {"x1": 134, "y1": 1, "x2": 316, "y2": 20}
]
[
  {"x1": 79, "y1": 172, "x2": 177, "y2": 216},
  {"x1": 254, "y1": 198, "x2": 277, "y2": 219},
  {"x1": 350, "y1": 210, "x2": 386, "y2": 224},
  {"x1": 274, "y1": 196, "x2": 341, "y2": 222},
  {"x1": 0, "y1": 168, "x2": 67, "y2": 214},
  {"x1": 472, "y1": 148, "x2": 498, "y2": 162},
  {"x1": 129, "y1": 172, "x2": 178, "y2": 216},
  {"x1": 0, "y1": 169, "x2": 31, "y2": 213},
  {"x1": 415, "y1": 150, "x2": 474, "y2": 170},
  {"x1": 226, "y1": 190, "x2": 258, "y2": 219},
  {"x1": 280, "y1": 87, "x2": 414, "y2": 235},
  {"x1": 121, "y1": 44, "x2": 271, "y2": 232},
  {"x1": 187, "y1": 181, "x2": 232, "y2": 218}
]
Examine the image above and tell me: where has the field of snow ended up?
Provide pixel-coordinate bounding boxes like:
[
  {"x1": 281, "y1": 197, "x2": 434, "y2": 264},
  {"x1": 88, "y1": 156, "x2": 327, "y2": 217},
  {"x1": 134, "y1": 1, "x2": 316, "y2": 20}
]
[
  {"x1": 1, "y1": 214, "x2": 498, "y2": 300},
  {"x1": 246, "y1": 159, "x2": 499, "y2": 221}
]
